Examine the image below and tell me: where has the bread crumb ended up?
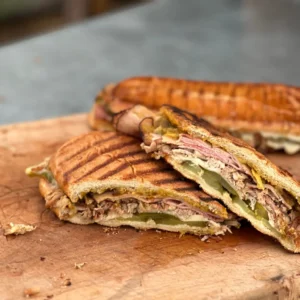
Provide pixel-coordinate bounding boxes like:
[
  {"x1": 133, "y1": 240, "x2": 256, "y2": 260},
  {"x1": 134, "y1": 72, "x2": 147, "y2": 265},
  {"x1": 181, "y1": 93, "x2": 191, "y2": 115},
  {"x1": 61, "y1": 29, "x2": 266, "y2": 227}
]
[
  {"x1": 24, "y1": 287, "x2": 40, "y2": 297},
  {"x1": 63, "y1": 278, "x2": 72, "y2": 286},
  {"x1": 201, "y1": 236, "x2": 209, "y2": 242},
  {"x1": 4, "y1": 223, "x2": 36, "y2": 236},
  {"x1": 74, "y1": 262, "x2": 86, "y2": 269},
  {"x1": 179, "y1": 232, "x2": 186, "y2": 238},
  {"x1": 103, "y1": 227, "x2": 119, "y2": 234}
]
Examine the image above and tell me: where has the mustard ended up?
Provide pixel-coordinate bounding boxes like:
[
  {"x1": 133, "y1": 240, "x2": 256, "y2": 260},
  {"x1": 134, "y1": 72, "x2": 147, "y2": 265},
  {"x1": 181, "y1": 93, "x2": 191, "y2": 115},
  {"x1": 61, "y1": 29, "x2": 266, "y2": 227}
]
[{"x1": 251, "y1": 169, "x2": 264, "y2": 190}]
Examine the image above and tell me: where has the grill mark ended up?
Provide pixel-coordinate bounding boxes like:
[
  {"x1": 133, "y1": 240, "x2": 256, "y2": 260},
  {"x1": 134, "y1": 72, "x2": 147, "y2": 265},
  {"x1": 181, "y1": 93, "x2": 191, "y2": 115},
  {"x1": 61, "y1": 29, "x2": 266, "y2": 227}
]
[
  {"x1": 182, "y1": 89, "x2": 189, "y2": 98},
  {"x1": 154, "y1": 177, "x2": 181, "y2": 185},
  {"x1": 151, "y1": 86, "x2": 156, "y2": 107},
  {"x1": 60, "y1": 132, "x2": 118, "y2": 164},
  {"x1": 140, "y1": 165, "x2": 174, "y2": 176},
  {"x1": 58, "y1": 136, "x2": 87, "y2": 154},
  {"x1": 214, "y1": 85, "x2": 220, "y2": 97},
  {"x1": 168, "y1": 88, "x2": 174, "y2": 105},
  {"x1": 97, "y1": 162, "x2": 129, "y2": 180},
  {"x1": 96, "y1": 156, "x2": 156, "y2": 181},
  {"x1": 73, "y1": 148, "x2": 144, "y2": 182},
  {"x1": 199, "y1": 197, "x2": 217, "y2": 202},
  {"x1": 123, "y1": 165, "x2": 173, "y2": 180},
  {"x1": 175, "y1": 186, "x2": 198, "y2": 192},
  {"x1": 198, "y1": 86, "x2": 203, "y2": 96},
  {"x1": 63, "y1": 139, "x2": 137, "y2": 179}
]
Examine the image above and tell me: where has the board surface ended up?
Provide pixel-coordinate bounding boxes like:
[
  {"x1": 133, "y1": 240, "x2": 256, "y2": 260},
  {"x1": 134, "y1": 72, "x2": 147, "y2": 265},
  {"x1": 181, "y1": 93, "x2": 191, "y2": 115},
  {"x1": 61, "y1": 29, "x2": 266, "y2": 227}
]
[{"x1": 0, "y1": 114, "x2": 300, "y2": 300}]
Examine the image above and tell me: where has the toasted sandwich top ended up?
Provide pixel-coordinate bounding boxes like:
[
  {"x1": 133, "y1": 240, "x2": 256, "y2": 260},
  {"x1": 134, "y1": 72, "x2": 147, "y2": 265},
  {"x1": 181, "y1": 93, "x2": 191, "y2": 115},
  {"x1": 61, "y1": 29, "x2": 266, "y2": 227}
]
[{"x1": 48, "y1": 131, "x2": 228, "y2": 216}]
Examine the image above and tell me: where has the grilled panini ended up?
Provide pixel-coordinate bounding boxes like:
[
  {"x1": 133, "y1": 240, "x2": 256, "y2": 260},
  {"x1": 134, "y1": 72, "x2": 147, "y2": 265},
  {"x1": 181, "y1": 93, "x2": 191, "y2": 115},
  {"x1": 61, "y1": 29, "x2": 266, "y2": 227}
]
[
  {"x1": 89, "y1": 76, "x2": 300, "y2": 154},
  {"x1": 25, "y1": 131, "x2": 238, "y2": 235},
  {"x1": 113, "y1": 105, "x2": 300, "y2": 252}
]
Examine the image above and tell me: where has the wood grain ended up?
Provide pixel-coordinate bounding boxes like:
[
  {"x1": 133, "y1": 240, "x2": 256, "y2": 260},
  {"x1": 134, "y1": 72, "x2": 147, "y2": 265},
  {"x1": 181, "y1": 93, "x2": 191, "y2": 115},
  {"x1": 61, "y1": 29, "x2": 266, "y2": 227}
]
[{"x1": 0, "y1": 114, "x2": 300, "y2": 300}]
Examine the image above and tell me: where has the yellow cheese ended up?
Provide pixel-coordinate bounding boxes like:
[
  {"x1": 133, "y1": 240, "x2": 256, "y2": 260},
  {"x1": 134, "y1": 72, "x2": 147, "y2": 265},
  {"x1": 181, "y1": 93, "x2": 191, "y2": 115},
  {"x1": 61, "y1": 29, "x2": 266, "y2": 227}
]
[{"x1": 251, "y1": 169, "x2": 264, "y2": 190}]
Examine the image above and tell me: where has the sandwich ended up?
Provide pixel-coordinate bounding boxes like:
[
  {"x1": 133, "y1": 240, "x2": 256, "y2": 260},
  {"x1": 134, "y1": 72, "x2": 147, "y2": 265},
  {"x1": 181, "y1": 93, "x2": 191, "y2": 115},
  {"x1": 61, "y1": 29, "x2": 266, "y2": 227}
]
[
  {"x1": 25, "y1": 131, "x2": 239, "y2": 236},
  {"x1": 89, "y1": 76, "x2": 300, "y2": 154},
  {"x1": 113, "y1": 105, "x2": 300, "y2": 252}
]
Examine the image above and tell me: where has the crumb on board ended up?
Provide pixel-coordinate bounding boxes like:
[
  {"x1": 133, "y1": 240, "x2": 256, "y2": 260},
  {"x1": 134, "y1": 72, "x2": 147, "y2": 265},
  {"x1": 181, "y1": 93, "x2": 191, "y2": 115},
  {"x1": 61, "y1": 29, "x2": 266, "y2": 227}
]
[
  {"x1": 179, "y1": 232, "x2": 186, "y2": 238},
  {"x1": 74, "y1": 262, "x2": 86, "y2": 269},
  {"x1": 200, "y1": 235, "x2": 209, "y2": 242},
  {"x1": 63, "y1": 278, "x2": 72, "y2": 287},
  {"x1": 24, "y1": 287, "x2": 40, "y2": 297},
  {"x1": 4, "y1": 223, "x2": 36, "y2": 236},
  {"x1": 40, "y1": 257, "x2": 46, "y2": 261},
  {"x1": 103, "y1": 227, "x2": 119, "y2": 235},
  {"x1": 46, "y1": 295, "x2": 53, "y2": 299}
]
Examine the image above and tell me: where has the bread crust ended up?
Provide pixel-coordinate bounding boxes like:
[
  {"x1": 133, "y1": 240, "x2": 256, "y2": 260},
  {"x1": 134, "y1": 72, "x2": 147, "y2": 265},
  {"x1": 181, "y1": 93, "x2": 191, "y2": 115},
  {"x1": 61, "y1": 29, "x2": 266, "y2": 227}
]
[{"x1": 89, "y1": 76, "x2": 300, "y2": 135}]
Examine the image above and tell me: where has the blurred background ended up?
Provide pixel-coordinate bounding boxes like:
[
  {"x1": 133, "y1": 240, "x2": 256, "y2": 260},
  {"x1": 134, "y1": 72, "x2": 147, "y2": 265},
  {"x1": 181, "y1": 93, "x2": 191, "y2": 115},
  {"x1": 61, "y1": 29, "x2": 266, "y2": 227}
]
[
  {"x1": 1, "y1": 0, "x2": 299, "y2": 125},
  {"x1": 0, "y1": 0, "x2": 147, "y2": 46}
]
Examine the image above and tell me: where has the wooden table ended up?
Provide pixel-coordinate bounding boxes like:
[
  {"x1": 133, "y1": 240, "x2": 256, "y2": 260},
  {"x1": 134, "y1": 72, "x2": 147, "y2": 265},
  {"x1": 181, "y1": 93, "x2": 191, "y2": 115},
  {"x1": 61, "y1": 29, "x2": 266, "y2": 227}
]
[{"x1": 1, "y1": 114, "x2": 300, "y2": 299}]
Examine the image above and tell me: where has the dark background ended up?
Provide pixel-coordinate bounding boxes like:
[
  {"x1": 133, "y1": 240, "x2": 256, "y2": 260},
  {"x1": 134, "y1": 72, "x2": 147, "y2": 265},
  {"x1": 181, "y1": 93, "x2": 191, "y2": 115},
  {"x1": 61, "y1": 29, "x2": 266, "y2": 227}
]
[{"x1": 0, "y1": 0, "x2": 146, "y2": 45}]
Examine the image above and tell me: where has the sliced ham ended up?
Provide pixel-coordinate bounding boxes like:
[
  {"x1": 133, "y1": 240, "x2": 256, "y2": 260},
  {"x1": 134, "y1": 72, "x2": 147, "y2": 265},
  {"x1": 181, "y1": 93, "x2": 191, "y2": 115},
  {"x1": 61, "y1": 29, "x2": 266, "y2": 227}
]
[{"x1": 179, "y1": 135, "x2": 249, "y2": 174}]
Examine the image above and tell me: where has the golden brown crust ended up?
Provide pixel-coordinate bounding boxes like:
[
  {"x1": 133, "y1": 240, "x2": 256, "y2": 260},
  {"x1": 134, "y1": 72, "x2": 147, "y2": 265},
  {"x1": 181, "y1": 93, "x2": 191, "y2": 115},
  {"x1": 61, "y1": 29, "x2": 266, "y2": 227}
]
[{"x1": 90, "y1": 76, "x2": 300, "y2": 135}]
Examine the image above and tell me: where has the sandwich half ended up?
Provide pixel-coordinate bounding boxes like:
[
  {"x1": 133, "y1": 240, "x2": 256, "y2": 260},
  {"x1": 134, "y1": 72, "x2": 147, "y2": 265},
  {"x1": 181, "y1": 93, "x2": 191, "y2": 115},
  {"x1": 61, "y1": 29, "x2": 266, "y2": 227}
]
[
  {"x1": 89, "y1": 76, "x2": 300, "y2": 154},
  {"x1": 25, "y1": 131, "x2": 238, "y2": 236},
  {"x1": 113, "y1": 105, "x2": 300, "y2": 252}
]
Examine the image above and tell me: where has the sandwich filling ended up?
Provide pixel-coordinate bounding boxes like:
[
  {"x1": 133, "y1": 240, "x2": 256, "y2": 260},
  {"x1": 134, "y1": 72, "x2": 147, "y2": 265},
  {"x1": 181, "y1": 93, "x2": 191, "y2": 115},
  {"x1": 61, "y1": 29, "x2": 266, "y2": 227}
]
[
  {"x1": 27, "y1": 162, "x2": 238, "y2": 235},
  {"x1": 139, "y1": 116, "x2": 300, "y2": 241},
  {"x1": 93, "y1": 99, "x2": 300, "y2": 154}
]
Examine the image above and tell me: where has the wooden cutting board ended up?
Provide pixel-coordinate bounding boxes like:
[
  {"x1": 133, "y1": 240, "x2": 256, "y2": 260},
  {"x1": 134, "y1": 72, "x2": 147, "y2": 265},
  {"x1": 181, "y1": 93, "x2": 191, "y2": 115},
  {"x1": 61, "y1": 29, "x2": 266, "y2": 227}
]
[{"x1": 1, "y1": 114, "x2": 300, "y2": 300}]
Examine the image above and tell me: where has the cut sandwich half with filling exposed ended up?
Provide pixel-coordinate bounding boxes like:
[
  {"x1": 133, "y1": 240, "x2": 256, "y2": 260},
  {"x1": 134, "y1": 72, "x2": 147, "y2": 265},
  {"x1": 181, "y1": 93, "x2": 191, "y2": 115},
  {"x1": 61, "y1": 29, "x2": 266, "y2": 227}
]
[
  {"x1": 113, "y1": 105, "x2": 300, "y2": 252},
  {"x1": 25, "y1": 131, "x2": 239, "y2": 236}
]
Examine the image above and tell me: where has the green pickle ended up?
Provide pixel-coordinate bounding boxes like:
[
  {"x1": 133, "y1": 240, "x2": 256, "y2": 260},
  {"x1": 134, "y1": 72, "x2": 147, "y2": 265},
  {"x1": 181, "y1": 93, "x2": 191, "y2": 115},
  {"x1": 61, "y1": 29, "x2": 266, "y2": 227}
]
[
  {"x1": 182, "y1": 161, "x2": 271, "y2": 222},
  {"x1": 254, "y1": 202, "x2": 269, "y2": 220},
  {"x1": 124, "y1": 213, "x2": 207, "y2": 227}
]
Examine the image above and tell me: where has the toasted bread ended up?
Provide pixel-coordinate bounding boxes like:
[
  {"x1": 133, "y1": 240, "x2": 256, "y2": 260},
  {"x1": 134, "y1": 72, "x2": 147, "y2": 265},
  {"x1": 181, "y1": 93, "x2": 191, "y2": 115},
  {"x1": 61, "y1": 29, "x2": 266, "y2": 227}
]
[{"x1": 90, "y1": 76, "x2": 300, "y2": 153}]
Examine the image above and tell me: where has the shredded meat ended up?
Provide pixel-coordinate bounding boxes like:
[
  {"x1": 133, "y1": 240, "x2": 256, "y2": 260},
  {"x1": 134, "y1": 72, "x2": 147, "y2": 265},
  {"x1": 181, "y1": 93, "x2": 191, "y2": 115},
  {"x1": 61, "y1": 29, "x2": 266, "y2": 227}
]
[
  {"x1": 145, "y1": 133, "x2": 300, "y2": 235},
  {"x1": 76, "y1": 194, "x2": 227, "y2": 225}
]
